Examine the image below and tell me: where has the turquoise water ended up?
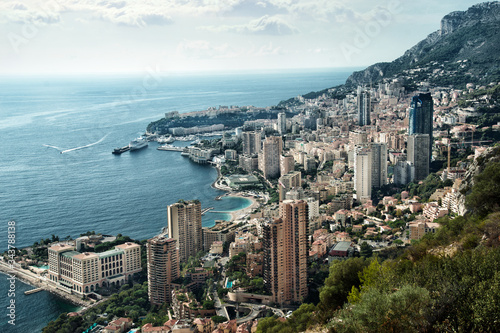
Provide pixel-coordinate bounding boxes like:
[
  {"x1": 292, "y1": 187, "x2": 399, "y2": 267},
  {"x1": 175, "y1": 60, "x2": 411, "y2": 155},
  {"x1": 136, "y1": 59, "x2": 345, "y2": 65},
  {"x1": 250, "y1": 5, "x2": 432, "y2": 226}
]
[
  {"x1": 227, "y1": 281, "x2": 233, "y2": 288},
  {"x1": 30, "y1": 265, "x2": 49, "y2": 270}
]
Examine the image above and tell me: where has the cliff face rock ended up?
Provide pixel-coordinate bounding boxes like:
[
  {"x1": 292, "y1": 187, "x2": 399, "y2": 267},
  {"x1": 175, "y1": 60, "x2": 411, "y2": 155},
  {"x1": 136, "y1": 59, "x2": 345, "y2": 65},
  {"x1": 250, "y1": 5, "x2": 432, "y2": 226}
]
[
  {"x1": 347, "y1": 1, "x2": 500, "y2": 86},
  {"x1": 440, "y1": 1, "x2": 500, "y2": 35},
  {"x1": 457, "y1": 145, "x2": 500, "y2": 215}
]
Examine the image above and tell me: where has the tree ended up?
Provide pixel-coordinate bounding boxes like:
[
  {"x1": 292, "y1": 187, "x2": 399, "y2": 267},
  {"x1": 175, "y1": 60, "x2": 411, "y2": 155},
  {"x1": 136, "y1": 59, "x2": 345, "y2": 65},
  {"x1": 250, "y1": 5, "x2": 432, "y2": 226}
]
[
  {"x1": 359, "y1": 242, "x2": 373, "y2": 258},
  {"x1": 202, "y1": 300, "x2": 215, "y2": 310},
  {"x1": 317, "y1": 258, "x2": 369, "y2": 322},
  {"x1": 334, "y1": 285, "x2": 432, "y2": 333},
  {"x1": 211, "y1": 315, "x2": 228, "y2": 324}
]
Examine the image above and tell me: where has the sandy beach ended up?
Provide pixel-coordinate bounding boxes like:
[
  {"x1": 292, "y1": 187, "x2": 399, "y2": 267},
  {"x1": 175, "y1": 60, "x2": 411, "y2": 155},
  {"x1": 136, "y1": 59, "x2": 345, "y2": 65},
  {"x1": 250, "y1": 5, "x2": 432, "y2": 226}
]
[{"x1": 224, "y1": 193, "x2": 261, "y2": 221}]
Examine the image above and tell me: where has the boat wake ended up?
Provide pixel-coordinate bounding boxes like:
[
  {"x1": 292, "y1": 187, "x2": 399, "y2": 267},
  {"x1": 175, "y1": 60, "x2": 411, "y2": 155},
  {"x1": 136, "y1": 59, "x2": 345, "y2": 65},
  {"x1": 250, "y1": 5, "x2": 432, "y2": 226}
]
[
  {"x1": 44, "y1": 134, "x2": 109, "y2": 154},
  {"x1": 43, "y1": 144, "x2": 63, "y2": 151}
]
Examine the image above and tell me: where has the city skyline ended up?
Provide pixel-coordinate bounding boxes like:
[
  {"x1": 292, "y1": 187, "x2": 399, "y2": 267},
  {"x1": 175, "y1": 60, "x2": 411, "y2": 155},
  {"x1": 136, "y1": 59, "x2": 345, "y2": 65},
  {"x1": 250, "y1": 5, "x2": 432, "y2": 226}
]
[{"x1": 0, "y1": 0, "x2": 486, "y2": 75}]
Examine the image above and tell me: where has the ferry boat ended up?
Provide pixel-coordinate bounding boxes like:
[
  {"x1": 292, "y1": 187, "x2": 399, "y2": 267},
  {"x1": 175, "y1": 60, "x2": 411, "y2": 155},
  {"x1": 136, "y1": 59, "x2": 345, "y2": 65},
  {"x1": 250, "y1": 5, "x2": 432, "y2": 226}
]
[
  {"x1": 112, "y1": 146, "x2": 130, "y2": 154},
  {"x1": 129, "y1": 137, "x2": 148, "y2": 151}
]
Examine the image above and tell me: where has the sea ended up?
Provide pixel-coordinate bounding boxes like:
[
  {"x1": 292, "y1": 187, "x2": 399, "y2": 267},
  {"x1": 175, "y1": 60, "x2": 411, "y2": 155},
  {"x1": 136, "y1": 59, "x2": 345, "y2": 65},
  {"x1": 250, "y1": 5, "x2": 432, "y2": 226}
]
[{"x1": 0, "y1": 68, "x2": 356, "y2": 332}]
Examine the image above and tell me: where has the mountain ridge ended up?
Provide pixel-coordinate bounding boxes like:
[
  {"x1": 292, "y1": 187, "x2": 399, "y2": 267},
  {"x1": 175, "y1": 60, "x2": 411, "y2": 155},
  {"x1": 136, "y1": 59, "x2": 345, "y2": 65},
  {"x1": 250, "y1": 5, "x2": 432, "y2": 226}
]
[{"x1": 345, "y1": 1, "x2": 500, "y2": 87}]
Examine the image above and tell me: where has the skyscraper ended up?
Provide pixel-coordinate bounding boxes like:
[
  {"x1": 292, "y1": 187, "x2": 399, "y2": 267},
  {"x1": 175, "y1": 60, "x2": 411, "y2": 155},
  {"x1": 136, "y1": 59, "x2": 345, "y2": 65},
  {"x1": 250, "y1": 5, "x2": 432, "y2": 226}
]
[
  {"x1": 357, "y1": 87, "x2": 371, "y2": 126},
  {"x1": 407, "y1": 134, "x2": 430, "y2": 181},
  {"x1": 242, "y1": 131, "x2": 261, "y2": 156},
  {"x1": 409, "y1": 93, "x2": 433, "y2": 160},
  {"x1": 370, "y1": 143, "x2": 388, "y2": 188},
  {"x1": 147, "y1": 234, "x2": 179, "y2": 305},
  {"x1": 277, "y1": 112, "x2": 286, "y2": 135},
  {"x1": 167, "y1": 200, "x2": 202, "y2": 262},
  {"x1": 354, "y1": 147, "x2": 372, "y2": 202},
  {"x1": 263, "y1": 200, "x2": 308, "y2": 305},
  {"x1": 258, "y1": 136, "x2": 281, "y2": 179},
  {"x1": 393, "y1": 160, "x2": 415, "y2": 185},
  {"x1": 280, "y1": 155, "x2": 295, "y2": 176}
]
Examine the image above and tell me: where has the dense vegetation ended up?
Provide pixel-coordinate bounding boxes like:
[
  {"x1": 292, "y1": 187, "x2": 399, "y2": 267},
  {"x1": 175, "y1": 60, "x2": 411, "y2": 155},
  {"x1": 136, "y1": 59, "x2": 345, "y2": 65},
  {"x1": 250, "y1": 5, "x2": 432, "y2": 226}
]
[
  {"x1": 147, "y1": 109, "x2": 293, "y2": 135},
  {"x1": 257, "y1": 152, "x2": 500, "y2": 333},
  {"x1": 43, "y1": 282, "x2": 154, "y2": 333}
]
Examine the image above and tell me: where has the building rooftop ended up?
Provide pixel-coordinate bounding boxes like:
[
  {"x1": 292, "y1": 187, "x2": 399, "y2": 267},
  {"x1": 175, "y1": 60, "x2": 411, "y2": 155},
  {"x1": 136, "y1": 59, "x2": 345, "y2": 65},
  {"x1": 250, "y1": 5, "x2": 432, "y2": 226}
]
[
  {"x1": 115, "y1": 242, "x2": 140, "y2": 250},
  {"x1": 331, "y1": 241, "x2": 352, "y2": 252},
  {"x1": 61, "y1": 251, "x2": 81, "y2": 259},
  {"x1": 49, "y1": 244, "x2": 75, "y2": 252},
  {"x1": 98, "y1": 248, "x2": 124, "y2": 259},
  {"x1": 73, "y1": 252, "x2": 99, "y2": 260}
]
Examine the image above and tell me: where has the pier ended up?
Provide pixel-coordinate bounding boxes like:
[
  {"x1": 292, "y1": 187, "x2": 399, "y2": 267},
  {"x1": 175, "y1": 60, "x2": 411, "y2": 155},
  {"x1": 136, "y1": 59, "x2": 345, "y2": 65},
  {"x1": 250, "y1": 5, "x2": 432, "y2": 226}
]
[
  {"x1": 201, "y1": 207, "x2": 214, "y2": 215},
  {"x1": 24, "y1": 287, "x2": 43, "y2": 295},
  {"x1": 215, "y1": 193, "x2": 228, "y2": 200}
]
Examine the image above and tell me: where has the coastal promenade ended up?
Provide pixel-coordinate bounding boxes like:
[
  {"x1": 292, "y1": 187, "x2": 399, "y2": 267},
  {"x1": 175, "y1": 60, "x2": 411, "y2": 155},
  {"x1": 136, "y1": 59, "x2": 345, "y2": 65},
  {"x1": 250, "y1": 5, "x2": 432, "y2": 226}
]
[{"x1": 0, "y1": 259, "x2": 90, "y2": 308}]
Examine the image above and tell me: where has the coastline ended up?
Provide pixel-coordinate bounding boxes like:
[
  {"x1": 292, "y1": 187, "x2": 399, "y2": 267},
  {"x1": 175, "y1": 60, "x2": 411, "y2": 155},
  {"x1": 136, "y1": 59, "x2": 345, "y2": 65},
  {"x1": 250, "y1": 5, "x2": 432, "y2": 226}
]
[
  {"x1": 0, "y1": 260, "x2": 89, "y2": 308},
  {"x1": 224, "y1": 193, "x2": 260, "y2": 222},
  {"x1": 211, "y1": 164, "x2": 232, "y2": 192},
  {"x1": 210, "y1": 164, "x2": 261, "y2": 222}
]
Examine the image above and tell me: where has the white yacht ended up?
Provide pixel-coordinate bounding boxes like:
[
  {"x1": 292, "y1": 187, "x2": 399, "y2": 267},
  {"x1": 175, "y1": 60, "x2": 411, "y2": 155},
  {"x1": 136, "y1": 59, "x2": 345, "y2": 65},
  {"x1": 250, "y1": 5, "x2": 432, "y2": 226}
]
[{"x1": 129, "y1": 137, "x2": 148, "y2": 151}]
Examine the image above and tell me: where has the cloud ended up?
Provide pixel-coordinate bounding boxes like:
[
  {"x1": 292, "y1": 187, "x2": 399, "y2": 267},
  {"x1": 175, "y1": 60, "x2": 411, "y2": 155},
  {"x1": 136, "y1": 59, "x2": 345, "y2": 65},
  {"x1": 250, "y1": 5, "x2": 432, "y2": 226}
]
[
  {"x1": 204, "y1": 15, "x2": 297, "y2": 35},
  {"x1": 176, "y1": 39, "x2": 287, "y2": 60},
  {"x1": 244, "y1": 15, "x2": 297, "y2": 35},
  {"x1": 0, "y1": 1, "x2": 62, "y2": 25},
  {"x1": 12, "y1": 3, "x2": 28, "y2": 11},
  {"x1": 255, "y1": 42, "x2": 285, "y2": 56},
  {"x1": 176, "y1": 40, "x2": 233, "y2": 60}
]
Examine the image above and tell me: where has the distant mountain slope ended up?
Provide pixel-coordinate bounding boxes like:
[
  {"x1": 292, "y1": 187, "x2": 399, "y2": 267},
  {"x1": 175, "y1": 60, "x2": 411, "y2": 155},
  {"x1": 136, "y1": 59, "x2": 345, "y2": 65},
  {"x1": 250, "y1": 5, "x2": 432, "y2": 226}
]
[{"x1": 346, "y1": 1, "x2": 500, "y2": 87}]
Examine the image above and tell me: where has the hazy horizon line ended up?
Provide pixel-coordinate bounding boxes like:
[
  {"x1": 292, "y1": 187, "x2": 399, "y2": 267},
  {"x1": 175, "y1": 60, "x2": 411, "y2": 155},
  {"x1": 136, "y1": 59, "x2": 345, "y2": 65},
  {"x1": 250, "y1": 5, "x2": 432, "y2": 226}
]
[{"x1": 0, "y1": 66, "x2": 366, "y2": 78}]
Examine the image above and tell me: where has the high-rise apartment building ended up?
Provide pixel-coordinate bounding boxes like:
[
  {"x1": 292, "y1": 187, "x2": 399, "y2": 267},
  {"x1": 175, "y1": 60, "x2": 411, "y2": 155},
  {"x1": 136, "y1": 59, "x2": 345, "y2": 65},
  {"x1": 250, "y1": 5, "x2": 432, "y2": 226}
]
[
  {"x1": 280, "y1": 155, "x2": 295, "y2": 176},
  {"x1": 354, "y1": 147, "x2": 372, "y2": 202},
  {"x1": 393, "y1": 160, "x2": 415, "y2": 185},
  {"x1": 407, "y1": 134, "x2": 430, "y2": 181},
  {"x1": 349, "y1": 130, "x2": 368, "y2": 146},
  {"x1": 278, "y1": 171, "x2": 302, "y2": 201},
  {"x1": 277, "y1": 112, "x2": 286, "y2": 135},
  {"x1": 263, "y1": 200, "x2": 308, "y2": 305},
  {"x1": 279, "y1": 171, "x2": 301, "y2": 190},
  {"x1": 370, "y1": 143, "x2": 388, "y2": 188},
  {"x1": 409, "y1": 93, "x2": 433, "y2": 160},
  {"x1": 258, "y1": 136, "x2": 281, "y2": 179},
  {"x1": 167, "y1": 200, "x2": 202, "y2": 262},
  {"x1": 147, "y1": 234, "x2": 179, "y2": 305},
  {"x1": 357, "y1": 87, "x2": 371, "y2": 126},
  {"x1": 242, "y1": 131, "x2": 261, "y2": 156}
]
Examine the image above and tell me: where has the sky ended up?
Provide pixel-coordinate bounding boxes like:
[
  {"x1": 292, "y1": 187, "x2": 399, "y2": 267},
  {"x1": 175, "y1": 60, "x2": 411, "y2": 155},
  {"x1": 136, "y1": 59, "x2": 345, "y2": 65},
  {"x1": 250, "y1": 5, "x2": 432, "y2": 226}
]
[{"x1": 0, "y1": 0, "x2": 488, "y2": 75}]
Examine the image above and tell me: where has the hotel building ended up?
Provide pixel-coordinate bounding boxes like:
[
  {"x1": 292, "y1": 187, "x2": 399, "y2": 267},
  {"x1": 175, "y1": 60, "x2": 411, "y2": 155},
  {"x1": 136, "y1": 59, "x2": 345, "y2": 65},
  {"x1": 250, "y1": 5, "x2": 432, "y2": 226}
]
[{"x1": 48, "y1": 242, "x2": 141, "y2": 295}]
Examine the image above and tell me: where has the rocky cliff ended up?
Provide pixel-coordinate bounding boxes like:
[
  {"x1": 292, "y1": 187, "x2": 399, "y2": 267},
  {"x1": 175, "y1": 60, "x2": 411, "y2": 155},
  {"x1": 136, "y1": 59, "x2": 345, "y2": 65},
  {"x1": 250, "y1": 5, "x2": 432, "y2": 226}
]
[{"x1": 347, "y1": 1, "x2": 500, "y2": 87}]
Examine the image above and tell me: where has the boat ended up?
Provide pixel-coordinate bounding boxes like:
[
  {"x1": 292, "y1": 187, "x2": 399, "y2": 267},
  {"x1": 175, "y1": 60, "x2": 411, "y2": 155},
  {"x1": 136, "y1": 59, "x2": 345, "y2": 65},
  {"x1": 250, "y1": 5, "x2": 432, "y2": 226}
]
[
  {"x1": 157, "y1": 135, "x2": 175, "y2": 144},
  {"x1": 129, "y1": 137, "x2": 148, "y2": 151},
  {"x1": 112, "y1": 146, "x2": 130, "y2": 154},
  {"x1": 157, "y1": 144, "x2": 183, "y2": 152}
]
